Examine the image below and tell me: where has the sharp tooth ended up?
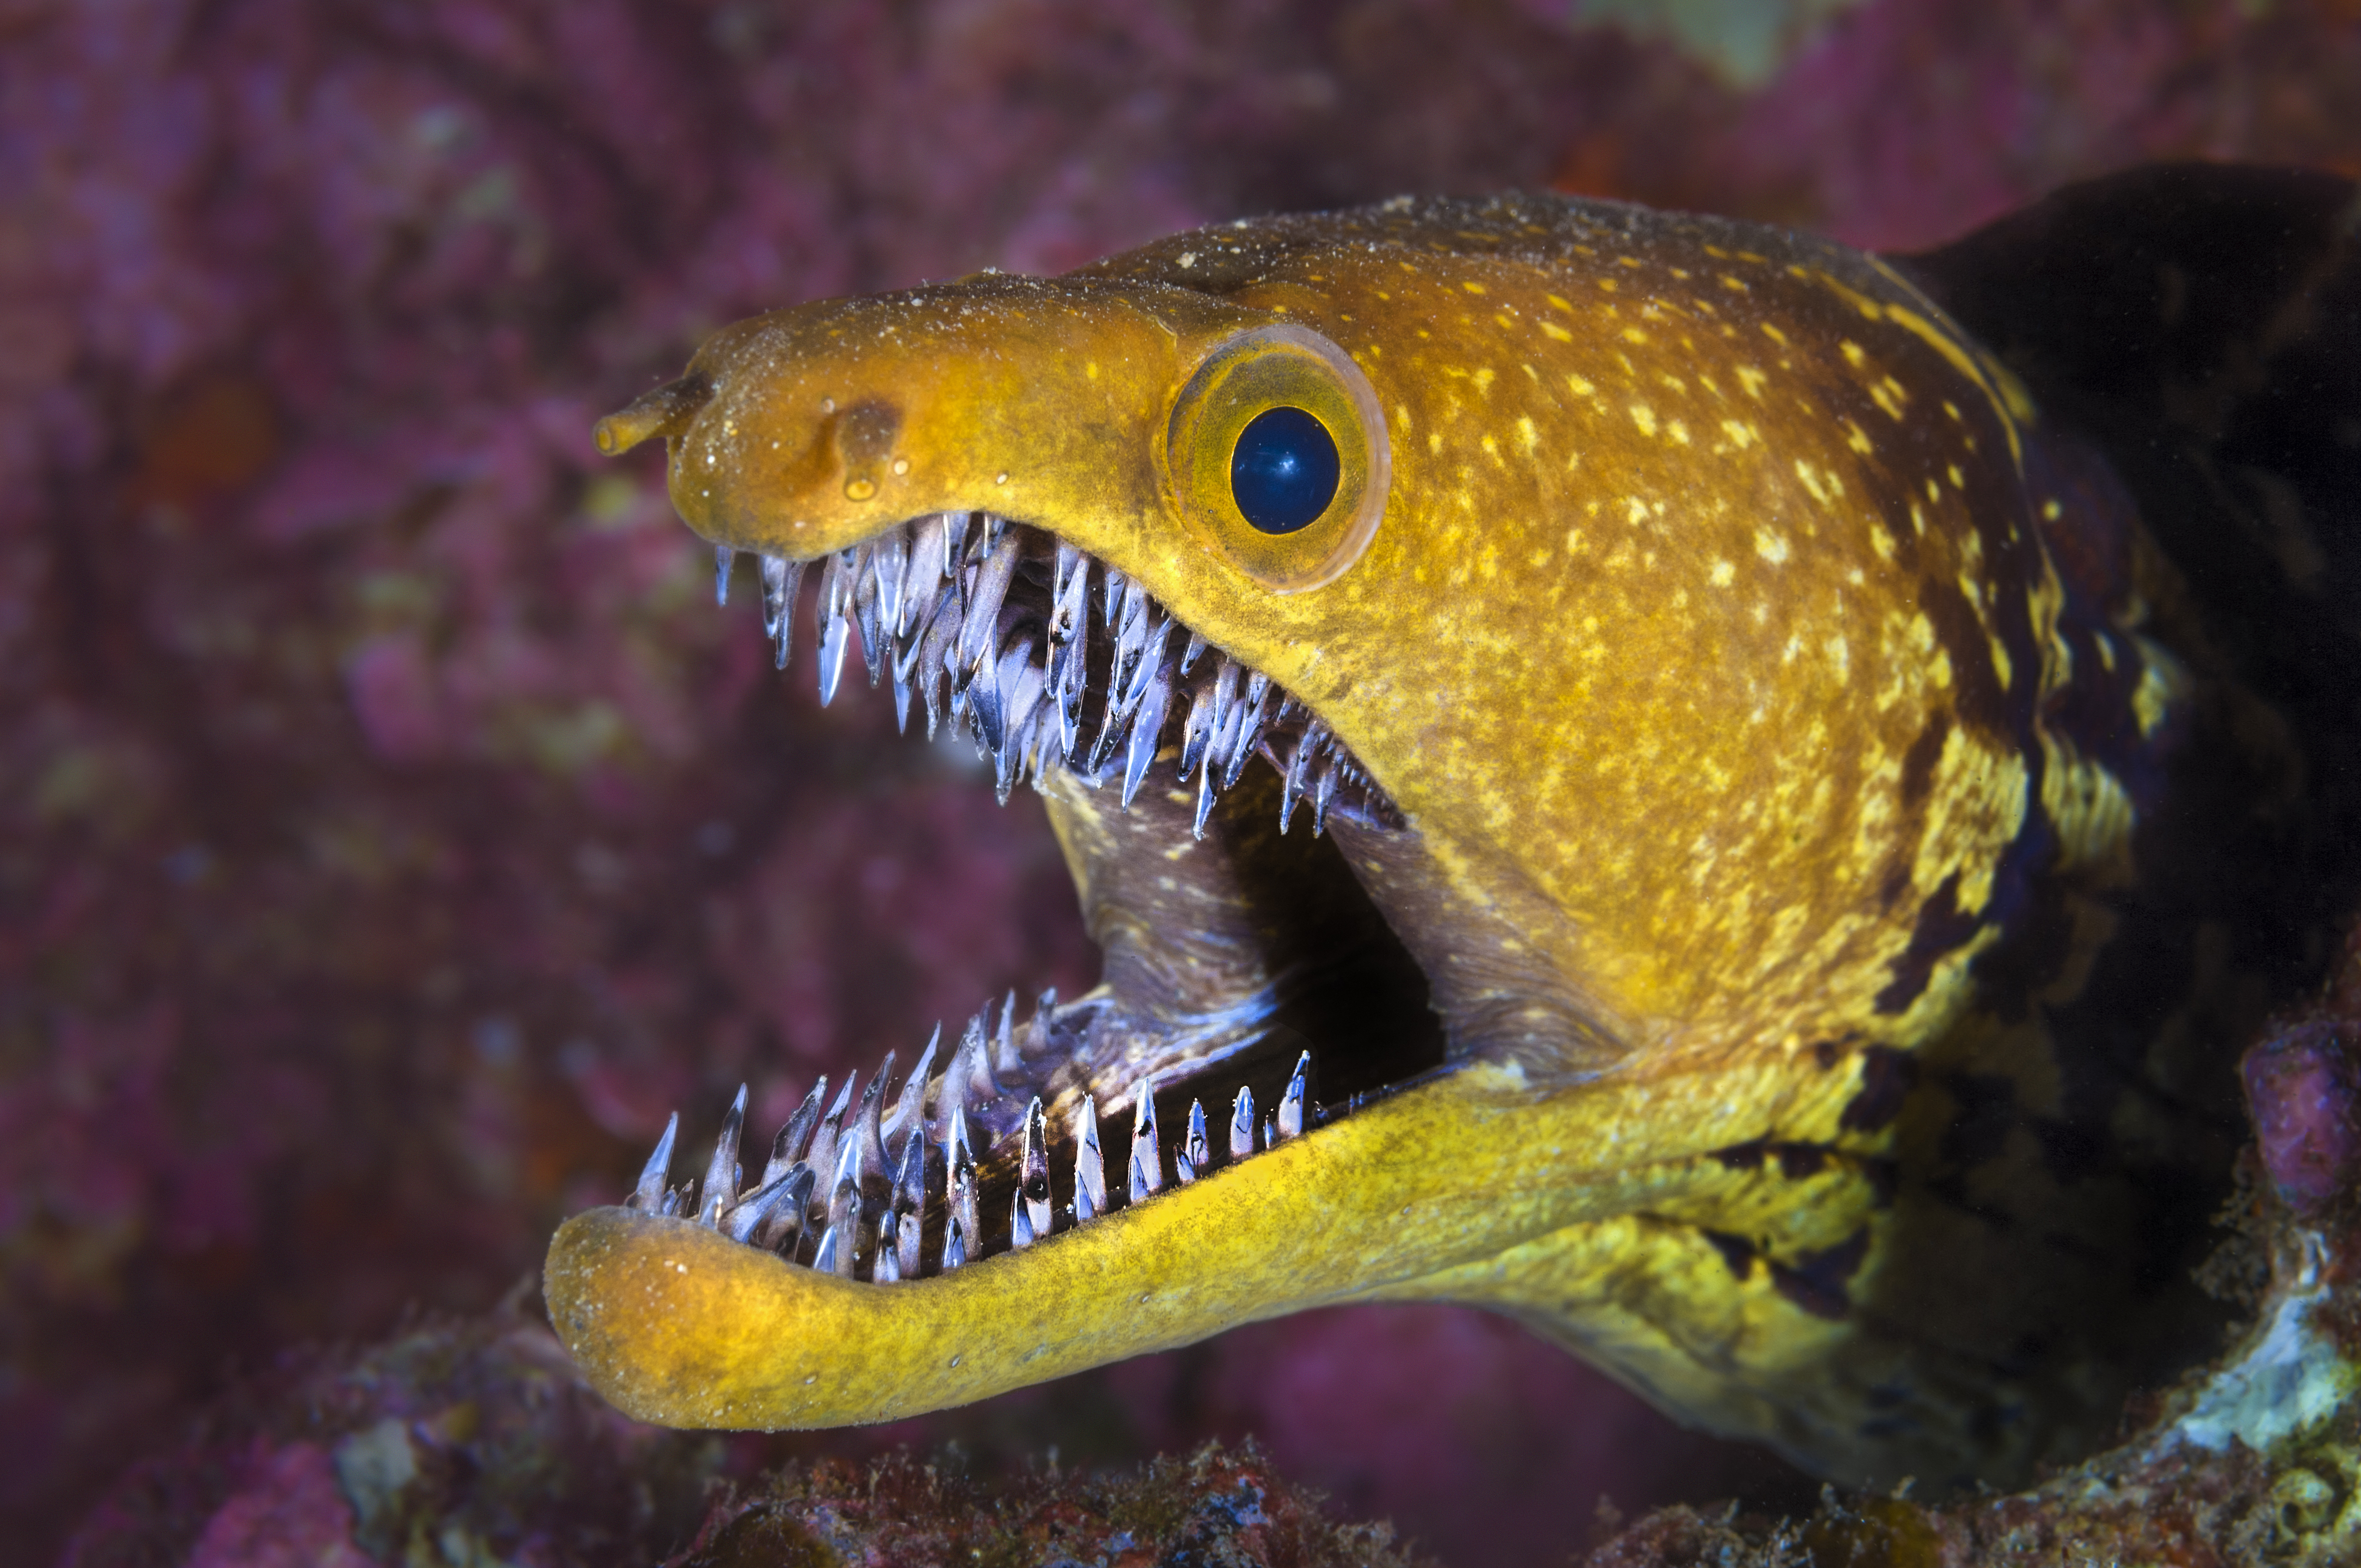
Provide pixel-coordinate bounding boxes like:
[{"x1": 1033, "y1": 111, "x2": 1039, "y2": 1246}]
[
  {"x1": 1072, "y1": 1096, "x2": 1105, "y2": 1224},
  {"x1": 1209, "y1": 657, "x2": 1241, "y2": 734},
  {"x1": 1200, "y1": 660, "x2": 1246, "y2": 788},
  {"x1": 1180, "y1": 628, "x2": 1208, "y2": 675},
  {"x1": 1311, "y1": 756, "x2": 1341, "y2": 836},
  {"x1": 855, "y1": 1054, "x2": 893, "y2": 1177},
  {"x1": 698, "y1": 1084, "x2": 749, "y2": 1226},
  {"x1": 994, "y1": 990, "x2": 1022, "y2": 1079},
  {"x1": 1279, "y1": 719, "x2": 1328, "y2": 833},
  {"x1": 1120, "y1": 663, "x2": 1174, "y2": 809},
  {"x1": 803, "y1": 1073, "x2": 857, "y2": 1202},
  {"x1": 660, "y1": 1179, "x2": 693, "y2": 1218},
  {"x1": 967, "y1": 636, "x2": 1017, "y2": 756},
  {"x1": 871, "y1": 526, "x2": 908, "y2": 637},
  {"x1": 955, "y1": 1010, "x2": 997, "y2": 1100},
  {"x1": 914, "y1": 591, "x2": 961, "y2": 738},
  {"x1": 1223, "y1": 674, "x2": 1273, "y2": 789},
  {"x1": 1229, "y1": 1085, "x2": 1255, "y2": 1161},
  {"x1": 1263, "y1": 1115, "x2": 1275, "y2": 1151},
  {"x1": 1109, "y1": 600, "x2": 1149, "y2": 708},
  {"x1": 892, "y1": 1106, "x2": 927, "y2": 1206},
  {"x1": 890, "y1": 1134, "x2": 926, "y2": 1277},
  {"x1": 1193, "y1": 762, "x2": 1219, "y2": 838},
  {"x1": 820, "y1": 1136, "x2": 861, "y2": 1277},
  {"x1": 760, "y1": 555, "x2": 804, "y2": 669},
  {"x1": 1014, "y1": 707, "x2": 1052, "y2": 795},
  {"x1": 899, "y1": 514, "x2": 949, "y2": 634},
  {"x1": 1177, "y1": 1099, "x2": 1210, "y2": 1184},
  {"x1": 943, "y1": 1213, "x2": 969, "y2": 1272},
  {"x1": 766, "y1": 1078, "x2": 826, "y2": 1186},
  {"x1": 937, "y1": 1025, "x2": 973, "y2": 1132},
  {"x1": 1101, "y1": 563, "x2": 1126, "y2": 626},
  {"x1": 1011, "y1": 1195, "x2": 1036, "y2": 1250},
  {"x1": 854, "y1": 553, "x2": 887, "y2": 687},
  {"x1": 891, "y1": 655, "x2": 914, "y2": 732},
  {"x1": 1121, "y1": 614, "x2": 1172, "y2": 711},
  {"x1": 948, "y1": 1099, "x2": 973, "y2": 1174},
  {"x1": 1049, "y1": 541, "x2": 1088, "y2": 644},
  {"x1": 1129, "y1": 1079, "x2": 1163, "y2": 1200},
  {"x1": 1088, "y1": 606, "x2": 1165, "y2": 773},
  {"x1": 1278, "y1": 1052, "x2": 1308, "y2": 1140},
  {"x1": 1018, "y1": 1096, "x2": 1052, "y2": 1242},
  {"x1": 957, "y1": 525, "x2": 1022, "y2": 677},
  {"x1": 629, "y1": 1111, "x2": 679, "y2": 1210},
  {"x1": 723, "y1": 1162, "x2": 810, "y2": 1247},
  {"x1": 818, "y1": 544, "x2": 850, "y2": 620},
  {"x1": 1177, "y1": 683, "x2": 1217, "y2": 781},
  {"x1": 818, "y1": 602, "x2": 853, "y2": 705},
  {"x1": 990, "y1": 643, "x2": 1046, "y2": 797},
  {"x1": 941, "y1": 512, "x2": 973, "y2": 595},
  {"x1": 947, "y1": 1135, "x2": 979, "y2": 1268},
  {"x1": 1117, "y1": 572, "x2": 1145, "y2": 639},
  {"x1": 770, "y1": 1165, "x2": 819, "y2": 1252},
  {"x1": 1114, "y1": 602, "x2": 1171, "y2": 718},
  {"x1": 886, "y1": 1027, "x2": 939, "y2": 1159},
  {"x1": 1050, "y1": 623, "x2": 1086, "y2": 761},
  {"x1": 1021, "y1": 989, "x2": 1059, "y2": 1057},
  {"x1": 715, "y1": 545, "x2": 737, "y2": 607},
  {"x1": 884, "y1": 1211, "x2": 919, "y2": 1281}
]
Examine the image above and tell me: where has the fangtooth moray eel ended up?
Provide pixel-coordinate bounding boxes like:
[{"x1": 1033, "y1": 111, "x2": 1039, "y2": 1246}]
[{"x1": 548, "y1": 166, "x2": 2361, "y2": 1490}]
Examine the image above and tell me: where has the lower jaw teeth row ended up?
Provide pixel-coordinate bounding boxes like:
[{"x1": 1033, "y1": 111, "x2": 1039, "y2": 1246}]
[
  {"x1": 720, "y1": 515, "x2": 1378, "y2": 837},
  {"x1": 624, "y1": 993, "x2": 1313, "y2": 1283}
]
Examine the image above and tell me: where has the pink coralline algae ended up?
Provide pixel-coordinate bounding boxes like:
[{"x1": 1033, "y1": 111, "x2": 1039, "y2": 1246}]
[
  {"x1": 8, "y1": 0, "x2": 2361, "y2": 1564},
  {"x1": 2247, "y1": 1023, "x2": 2361, "y2": 1215}
]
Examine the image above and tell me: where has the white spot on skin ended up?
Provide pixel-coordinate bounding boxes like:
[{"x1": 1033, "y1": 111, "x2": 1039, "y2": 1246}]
[{"x1": 1754, "y1": 529, "x2": 1790, "y2": 564}]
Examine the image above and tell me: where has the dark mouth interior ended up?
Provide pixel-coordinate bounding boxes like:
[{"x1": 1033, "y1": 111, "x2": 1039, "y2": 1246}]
[{"x1": 618, "y1": 513, "x2": 1447, "y2": 1282}]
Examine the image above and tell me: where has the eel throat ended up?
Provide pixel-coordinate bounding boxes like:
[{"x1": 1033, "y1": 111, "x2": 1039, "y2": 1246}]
[{"x1": 547, "y1": 177, "x2": 2359, "y2": 1491}]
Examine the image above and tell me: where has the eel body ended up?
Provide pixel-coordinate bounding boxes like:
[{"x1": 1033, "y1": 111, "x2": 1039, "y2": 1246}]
[{"x1": 548, "y1": 169, "x2": 2361, "y2": 1488}]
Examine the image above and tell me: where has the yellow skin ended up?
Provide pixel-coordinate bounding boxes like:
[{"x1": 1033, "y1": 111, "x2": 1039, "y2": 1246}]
[{"x1": 548, "y1": 194, "x2": 2235, "y2": 1488}]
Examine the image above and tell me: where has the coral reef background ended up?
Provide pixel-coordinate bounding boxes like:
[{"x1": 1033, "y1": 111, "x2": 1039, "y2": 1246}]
[{"x1": 5, "y1": 1, "x2": 2359, "y2": 1563}]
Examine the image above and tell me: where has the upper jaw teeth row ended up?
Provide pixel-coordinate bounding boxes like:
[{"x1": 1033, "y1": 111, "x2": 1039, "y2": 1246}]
[
  {"x1": 623, "y1": 991, "x2": 1312, "y2": 1282},
  {"x1": 717, "y1": 515, "x2": 1377, "y2": 837}
]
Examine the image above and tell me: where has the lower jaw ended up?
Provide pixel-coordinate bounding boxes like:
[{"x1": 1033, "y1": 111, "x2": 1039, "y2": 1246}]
[{"x1": 544, "y1": 1061, "x2": 1557, "y2": 1433}]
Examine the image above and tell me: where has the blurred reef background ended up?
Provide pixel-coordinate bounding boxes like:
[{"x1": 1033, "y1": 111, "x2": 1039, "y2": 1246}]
[{"x1": 5, "y1": 1, "x2": 2361, "y2": 1563}]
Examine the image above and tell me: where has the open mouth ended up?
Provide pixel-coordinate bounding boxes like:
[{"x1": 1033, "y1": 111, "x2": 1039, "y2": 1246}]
[{"x1": 620, "y1": 511, "x2": 1446, "y2": 1287}]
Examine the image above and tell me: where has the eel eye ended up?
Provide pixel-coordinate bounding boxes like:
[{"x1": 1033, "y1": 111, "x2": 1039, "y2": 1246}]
[
  {"x1": 1231, "y1": 407, "x2": 1339, "y2": 534},
  {"x1": 1164, "y1": 323, "x2": 1389, "y2": 591}
]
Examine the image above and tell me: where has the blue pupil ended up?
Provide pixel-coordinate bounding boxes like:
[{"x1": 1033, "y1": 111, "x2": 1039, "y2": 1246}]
[{"x1": 1230, "y1": 406, "x2": 1339, "y2": 535}]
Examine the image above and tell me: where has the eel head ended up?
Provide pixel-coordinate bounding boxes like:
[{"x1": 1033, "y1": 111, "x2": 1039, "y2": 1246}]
[{"x1": 546, "y1": 196, "x2": 2179, "y2": 1487}]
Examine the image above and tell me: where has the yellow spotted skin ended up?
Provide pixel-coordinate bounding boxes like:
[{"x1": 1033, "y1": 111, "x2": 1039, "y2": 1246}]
[{"x1": 554, "y1": 193, "x2": 2250, "y2": 1490}]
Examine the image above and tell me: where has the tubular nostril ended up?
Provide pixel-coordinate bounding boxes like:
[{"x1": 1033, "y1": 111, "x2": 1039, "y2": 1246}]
[{"x1": 595, "y1": 374, "x2": 715, "y2": 456}]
